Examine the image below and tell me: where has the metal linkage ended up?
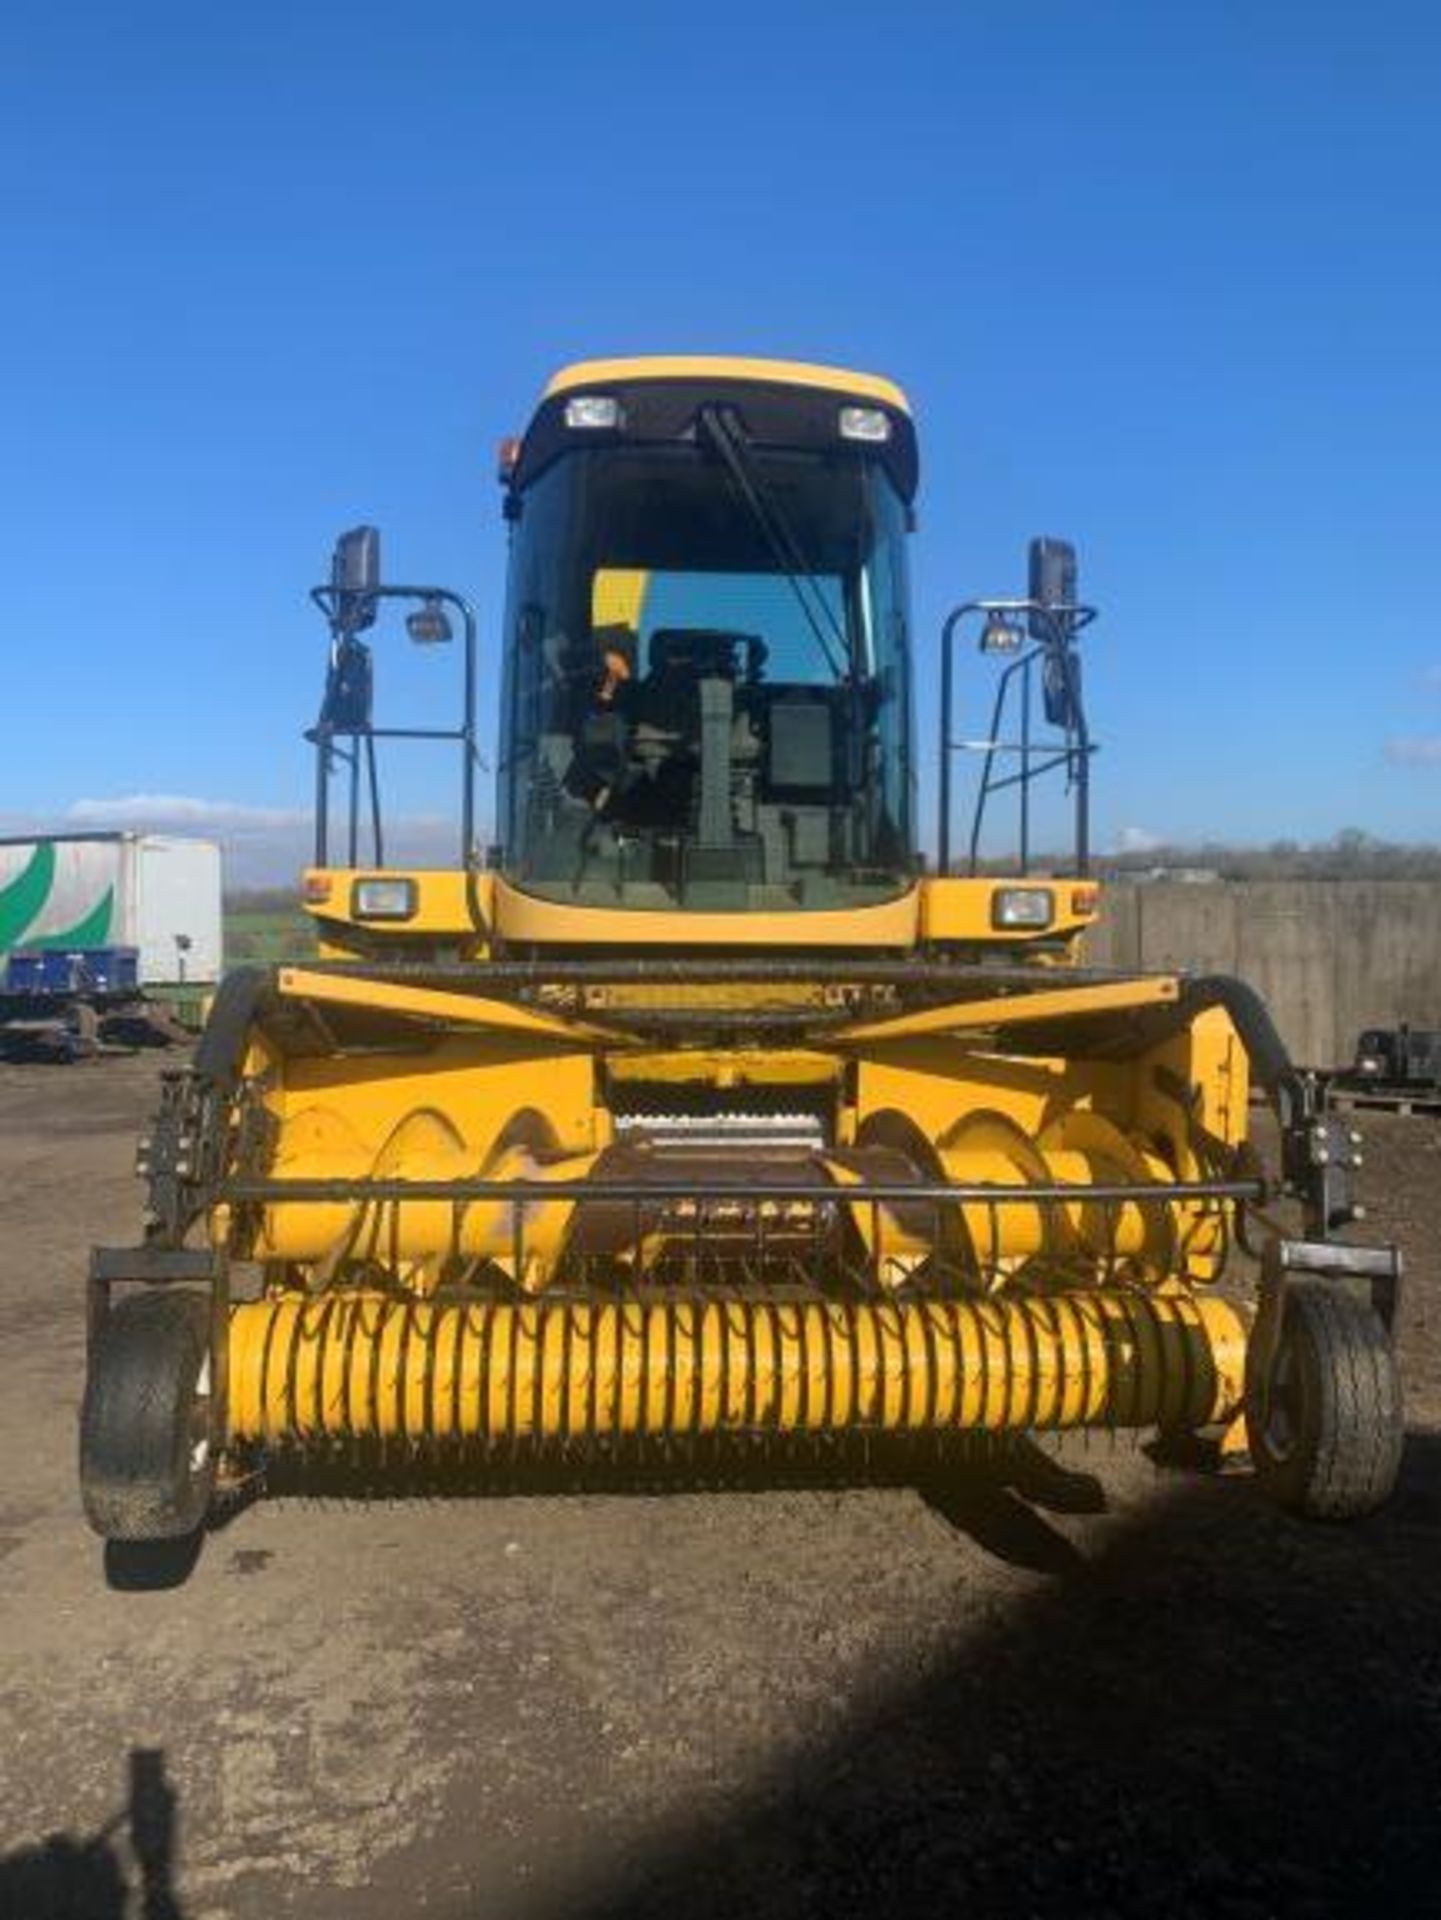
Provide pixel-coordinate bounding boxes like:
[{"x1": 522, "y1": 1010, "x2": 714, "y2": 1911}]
[
  {"x1": 225, "y1": 1174, "x2": 1263, "y2": 1207},
  {"x1": 285, "y1": 957, "x2": 1144, "y2": 989},
  {"x1": 225, "y1": 1169, "x2": 1259, "y2": 1295}
]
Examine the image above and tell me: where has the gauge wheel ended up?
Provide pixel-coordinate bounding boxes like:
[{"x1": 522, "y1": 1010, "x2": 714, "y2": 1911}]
[
  {"x1": 1247, "y1": 1278, "x2": 1402, "y2": 1520},
  {"x1": 80, "y1": 1290, "x2": 215, "y2": 1540}
]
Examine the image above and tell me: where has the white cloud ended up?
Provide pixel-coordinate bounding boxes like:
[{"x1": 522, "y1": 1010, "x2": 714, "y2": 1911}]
[
  {"x1": 0, "y1": 794, "x2": 472, "y2": 889},
  {"x1": 67, "y1": 793, "x2": 311, "y2": 832},
  {"x1": 1384, "y1": 738, "x2": 1441, "y2": 767},
  {"x1": 1114, "y1": 825, "x2": 1163, "y2": 853}
]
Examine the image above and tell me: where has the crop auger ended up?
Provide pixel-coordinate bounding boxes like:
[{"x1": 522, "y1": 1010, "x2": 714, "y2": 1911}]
[{"x1": 81, "y1": 356, "x2": 1403, "y2": 1542}]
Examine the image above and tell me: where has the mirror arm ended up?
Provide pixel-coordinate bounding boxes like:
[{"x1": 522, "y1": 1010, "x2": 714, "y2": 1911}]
[
  {"x1": 309, "y1": 582, "x2": 479, "y2": 870},
  {"x1": 937, "y1": 587, "x2": 1096, "y2": 880}
]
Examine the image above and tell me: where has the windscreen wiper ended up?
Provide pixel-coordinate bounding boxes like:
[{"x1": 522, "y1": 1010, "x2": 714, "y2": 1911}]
[{"x1": 697, "y1": 405, "x2": 849, "y2": 680}]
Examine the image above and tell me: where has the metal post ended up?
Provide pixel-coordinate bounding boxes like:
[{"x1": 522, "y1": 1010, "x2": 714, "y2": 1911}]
[
  {"x1": 365, "y1": 732, "x2": 384, "y2": 867},
  {"x1": 938, "y1": 604, "x2": 978, "y2": 875},
  {"x1": 1019, "y1": 655, "x2": 1032, "y2": 876},
  {"x1": 1063, "y1": 637, "x2": 1091, "y2": 876},
  {"x1": 347, "y1": 739, "x2": 360, "y2": 867},
  {"x1": 939, "y1": 610, "x2": 955, "y2": 874},
  {"x1": 1075, "y1": 718, "x2": 1091, "y2": 874},
  {"x1": 314, "y1": 724, "x2": 330, "y2": 865},
  {"x1": 967, "y1": 653, "x2": 1023, "y2": 878},
  {"x1": 460, "y1": 597, "x2": 477, "y2": 865}
]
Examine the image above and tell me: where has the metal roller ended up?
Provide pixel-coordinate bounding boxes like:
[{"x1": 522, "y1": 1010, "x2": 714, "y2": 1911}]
[{"x1": 227, "y1": 1289, "x2": 1249, "y2": 1447}]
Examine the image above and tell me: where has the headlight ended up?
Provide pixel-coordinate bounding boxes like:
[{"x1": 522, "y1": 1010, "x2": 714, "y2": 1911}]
[
  {"x1": 992, "y1": 886, "x2": 1055, "y2": 930},
  {"x1": 563, "y1": 394, "x2": 622, "y2": 430},
  {"x1": 352, "y1": 877, "x2": 417, "y2": 921},
  {"x1": 838, "y1": 404, "x2": 891, "y2": 443}
]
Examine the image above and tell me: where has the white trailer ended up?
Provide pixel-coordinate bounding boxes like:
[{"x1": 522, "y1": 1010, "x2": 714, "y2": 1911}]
[{"x1": 0, "y1": 833, "x2": 223, "y2": 986}]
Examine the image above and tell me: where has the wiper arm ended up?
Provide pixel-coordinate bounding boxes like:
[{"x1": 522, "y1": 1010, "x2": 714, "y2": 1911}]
[{"x1": 698, "y1": 405, "x2": 849, "y2": 680}]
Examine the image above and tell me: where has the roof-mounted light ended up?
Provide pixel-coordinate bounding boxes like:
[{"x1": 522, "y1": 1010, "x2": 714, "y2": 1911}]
[
  {"x1": 980, "y1": 611, "x2": 1025, "y2": 655},
  {"x1": 838, "y1": 404, "x2": 891, "y2": 443},
  {"x1": 405, "y1": 597, "x2": 453, "y2": 646},
  {"x1": 563, "y1": 393, "x2": 622, "y2": 430}
]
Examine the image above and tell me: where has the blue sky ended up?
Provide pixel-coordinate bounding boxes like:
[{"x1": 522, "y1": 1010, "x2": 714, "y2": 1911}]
[{"x1": 3, "y1": 1, "x2": 1439, "y2": 880}]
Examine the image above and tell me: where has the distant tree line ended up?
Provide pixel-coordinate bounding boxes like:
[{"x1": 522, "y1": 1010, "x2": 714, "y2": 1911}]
[{"x1": 1099, "y1": 830, "x2": 1441, "y2": 881}]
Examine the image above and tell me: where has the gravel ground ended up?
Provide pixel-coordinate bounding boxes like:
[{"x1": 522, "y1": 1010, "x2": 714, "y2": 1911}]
[{"x1": 0, "y1": 1055, "x2": 1437, "y2": 1919}]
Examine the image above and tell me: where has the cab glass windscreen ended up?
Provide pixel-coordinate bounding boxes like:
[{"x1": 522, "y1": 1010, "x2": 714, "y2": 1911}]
[{"x1": 496, "y1": 442, "x2": 916, "y2": 910}]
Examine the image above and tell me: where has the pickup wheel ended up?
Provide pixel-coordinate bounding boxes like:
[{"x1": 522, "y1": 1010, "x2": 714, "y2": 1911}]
[
  {"x1": 80, "y1": 1291, "x2": 215, "y2": 1541},
  {"x1": 1247, "y1": 1278, "x2": 1403, "y2": 1520}
]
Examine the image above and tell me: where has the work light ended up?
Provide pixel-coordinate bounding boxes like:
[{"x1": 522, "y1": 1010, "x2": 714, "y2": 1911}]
[
  {"x1": 992, "y1": 887, "x2": 1054, "y2": 929},
  {"x1": 838, "y1": 405, "x2": 891, "y2": 443},
  {"x1": 351, "y1": 877, "x2": 417, "y2": 920},
  {"x1": 564, "y1": 394, "x2": 622, "y2": 430}
]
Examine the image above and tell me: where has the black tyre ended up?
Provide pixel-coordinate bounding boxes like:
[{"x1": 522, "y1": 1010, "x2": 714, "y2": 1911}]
[
  {"x1": 1247, "y1": 1277, "x2": 1403, "y2": 1520},
  {"x1": 80, "y1": 1290, "x2": 215, "y2": 1541}
]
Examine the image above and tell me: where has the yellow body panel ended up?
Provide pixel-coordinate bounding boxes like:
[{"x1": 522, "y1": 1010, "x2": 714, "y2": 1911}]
[
  {"x1": 278, "y1": 964, "x2": 627, "y2": 1047},
  {"x1": 604, "y1": 1049, "x2": 840, "y2": 1086},
  {"x1": 921, "y1": 876, "x2": 1098, "y2": 942},
  {"x1": 490, "y1": 875, "x2": 921, "y2": 947},
  {"x1": 306, "y1": 869, "x2": 496, "y2": 957},
  {"x1": 831, "y1": 976, "x2": 1178, "y2": 1047},
  {"x1": 543, "y1": 354, "x2": 911, "y2": 415},
  {"x1": 303, "y1": 870, "x2": 1099, "y2": 956},
  {"x1": 591, "y1": 567, "x2": 650, "y2": 629}
]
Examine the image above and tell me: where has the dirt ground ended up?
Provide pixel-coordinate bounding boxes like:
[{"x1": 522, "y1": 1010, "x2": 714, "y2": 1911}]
[{"x1": 0, "y1": 1055, "x2": 1437, "y2": 1920}]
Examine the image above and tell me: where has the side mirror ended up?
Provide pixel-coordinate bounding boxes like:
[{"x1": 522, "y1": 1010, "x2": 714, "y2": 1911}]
[
  {"x1": 1027, "y1": 536, "x2": 1077, "y2": 638},
  {"x1": 330, "y1": 525, "x2": 382, "y2": 634}
]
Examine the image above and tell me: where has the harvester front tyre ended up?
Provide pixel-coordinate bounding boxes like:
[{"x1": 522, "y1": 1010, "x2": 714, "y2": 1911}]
[
  {"x1": 1247, "y1": 1278, "x2": 1403, "y2": 1520},
  {"x1": 80, "y1": 1291, "x2": 215, "y2": 1542}
]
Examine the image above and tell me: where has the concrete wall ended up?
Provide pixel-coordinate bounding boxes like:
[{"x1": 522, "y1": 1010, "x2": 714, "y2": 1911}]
[{"x1": 1084, "y1": 881, "x2": 1441, "y2": 1067}]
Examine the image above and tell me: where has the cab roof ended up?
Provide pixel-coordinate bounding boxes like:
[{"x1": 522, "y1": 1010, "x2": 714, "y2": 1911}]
[
  {"x1": 543, "y1": 355, "x2": 911, "y2": 416},
  {"x1": 515, "y1": 355, "x2": 918, "y2": 501}
]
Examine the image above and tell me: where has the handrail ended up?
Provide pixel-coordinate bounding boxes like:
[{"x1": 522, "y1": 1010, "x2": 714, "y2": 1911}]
[
  {"x1": 309, "y1": 582, "x2": 480, "y2": 870},
  {"x1": 938, "y1": 598, "x2": 1096, "y2": 877}
]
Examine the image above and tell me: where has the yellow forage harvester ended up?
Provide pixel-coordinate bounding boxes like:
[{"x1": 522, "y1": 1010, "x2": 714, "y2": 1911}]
[{"x1": 82, "y1": 357, "x2": 1403, "y2": 1542}]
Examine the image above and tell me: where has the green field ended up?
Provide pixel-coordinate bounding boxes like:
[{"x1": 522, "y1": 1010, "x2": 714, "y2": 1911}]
[{"x1": 223, "y1": 898, "x2": 315, "y2": 967}]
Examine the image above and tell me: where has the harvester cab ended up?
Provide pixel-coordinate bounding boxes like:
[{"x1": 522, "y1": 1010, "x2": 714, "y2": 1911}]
[{"x1": 81, "y1": 356, "x2": 1403, "y2": 1548}]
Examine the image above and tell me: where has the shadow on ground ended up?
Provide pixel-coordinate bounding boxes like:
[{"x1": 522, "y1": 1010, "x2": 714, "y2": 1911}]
[
  {"x1": 0, "y1": 1748, "x2": 184, "y2": 1920},
  {"x1": 567, "y1": 1430, "x2": 1441, "y2": 1920},
  {"x1": 95, "y1": 1433, "x2": 1097, "y2": 1590}
]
